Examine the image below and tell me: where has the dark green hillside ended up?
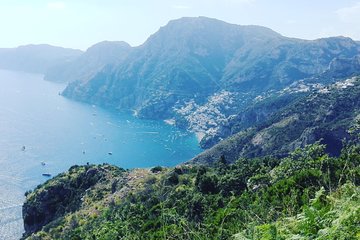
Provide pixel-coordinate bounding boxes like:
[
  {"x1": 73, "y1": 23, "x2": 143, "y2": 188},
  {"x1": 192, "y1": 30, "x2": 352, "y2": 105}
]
[
  {"x1": 192, "y1": 76, "x2": 360, "y2": 164},
  {"x1": 22, "y1": 164, "x2": 126, "y2": 238},
  {"x1": 22, "y1": 142, "x2": 360, "y2": 239}
]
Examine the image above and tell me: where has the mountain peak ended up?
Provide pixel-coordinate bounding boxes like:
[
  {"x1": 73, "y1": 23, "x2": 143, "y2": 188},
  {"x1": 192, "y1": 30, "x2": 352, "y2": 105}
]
[
  {"x1": 86, "y1": 41, "x2": 131, "y2": 52},
  {"x1": 0, "y1": 44, "x2": 82, "y2": 74},
  {"x1": 44, "y1": 41, "x2": 132, "y2": 83},
  {"x1": 157, "y1": 16, "x2": 281, "y2": 38},
  {"x1": 61, "y1": 17, "x2": 360, "y2": 125},
  {"x1": 141, "y1": 16, "x2": 282, "y2": 56}
]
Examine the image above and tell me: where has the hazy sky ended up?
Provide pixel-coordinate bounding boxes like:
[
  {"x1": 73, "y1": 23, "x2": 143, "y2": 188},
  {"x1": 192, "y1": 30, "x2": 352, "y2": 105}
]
[{"x1": 1, "y1": 0, "x2": 359, "y2": 50}]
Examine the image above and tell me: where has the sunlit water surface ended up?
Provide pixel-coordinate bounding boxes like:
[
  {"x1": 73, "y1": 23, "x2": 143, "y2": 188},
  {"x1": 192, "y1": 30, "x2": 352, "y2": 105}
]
[{"x1": 0, "y1": 70, "x2": 201, "y2": 239}]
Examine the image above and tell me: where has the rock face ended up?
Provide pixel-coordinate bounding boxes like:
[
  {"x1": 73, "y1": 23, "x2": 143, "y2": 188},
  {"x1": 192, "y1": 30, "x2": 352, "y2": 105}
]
[
  {"x1": 190, "y1": 76, "x2": 360, "y2": 164},
  {"x1": 61, "y1": 17, "x2": 360, "y2": 145},
  {"x1": 22, "y1": 164, "x2": 125, "y2": 238},
  {"x1": 0, "y1": 44, "x2": 82, "y2": 74},
  {"x1": 44, "y1": 41, "x2": 132, "y2": 83},
  {"x1": 327, "y1": 55, "x2": 360, "y2": 78}
]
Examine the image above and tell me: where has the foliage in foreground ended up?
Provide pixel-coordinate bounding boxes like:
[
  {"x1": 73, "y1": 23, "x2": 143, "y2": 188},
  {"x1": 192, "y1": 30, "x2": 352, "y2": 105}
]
[{"x1": 25, "y1": 143, "x2": 360, "y2": 239}]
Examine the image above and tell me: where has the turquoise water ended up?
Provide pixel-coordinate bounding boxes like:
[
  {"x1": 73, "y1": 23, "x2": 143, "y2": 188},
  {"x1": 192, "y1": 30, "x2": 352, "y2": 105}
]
[{"x1": 0, "y1": 70, "x2": 201, "y2": 239}]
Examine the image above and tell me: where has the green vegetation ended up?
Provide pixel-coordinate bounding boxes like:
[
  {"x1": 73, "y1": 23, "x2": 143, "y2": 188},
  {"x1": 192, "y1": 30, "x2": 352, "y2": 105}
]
[
  {"x1": 193, "y1": 76, "x2": 360, "y2": 164},
  {"x1": 63, "y1": 17, "x2": 360, "y2": 123},
  {"x1": 22, "y1": 164, "x2": 127, "y2": 238},
  {"x1": 23, "y1": 141, "x2": 360, "y2": 239},
  {"x1": 236, "y1": 183, "x2": 360, "y2": 240}
]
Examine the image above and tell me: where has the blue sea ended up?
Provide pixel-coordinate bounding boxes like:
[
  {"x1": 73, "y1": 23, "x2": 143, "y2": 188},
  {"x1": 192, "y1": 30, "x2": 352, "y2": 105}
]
[{"x1": 0, "y1": 70, "x2": 201, "y2": 239}]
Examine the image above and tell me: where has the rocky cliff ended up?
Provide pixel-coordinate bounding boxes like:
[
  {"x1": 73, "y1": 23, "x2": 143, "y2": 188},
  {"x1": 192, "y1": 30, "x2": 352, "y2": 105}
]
[{"x1": 22, "y1": 164, "x2": 126, "y2": 238}]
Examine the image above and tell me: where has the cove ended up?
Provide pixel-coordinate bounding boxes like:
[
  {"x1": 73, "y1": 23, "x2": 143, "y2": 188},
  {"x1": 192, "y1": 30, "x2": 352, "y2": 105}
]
[{"x1": 0, "y1": 70, "x2": 201, "y2": 239}]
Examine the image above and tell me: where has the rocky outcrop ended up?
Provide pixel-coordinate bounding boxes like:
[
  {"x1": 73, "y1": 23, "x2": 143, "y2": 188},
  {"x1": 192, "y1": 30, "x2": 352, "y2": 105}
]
[
  {"x1": 22, "y1": 164, "x2": 125, "y2": 238},
  {"x1": 327, "y1": 55, "x2": 360, "y2": 78}
]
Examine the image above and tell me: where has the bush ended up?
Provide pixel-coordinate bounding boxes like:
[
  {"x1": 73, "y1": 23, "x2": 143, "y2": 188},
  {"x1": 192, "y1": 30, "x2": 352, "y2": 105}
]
[
  {"x1": 166, "y1": 172, "x2": 179, "y2": 185},
  {"x1": 150, "y1": 166, "x2": 163, "y2": 173},
  {"x1": 196, "y1": 173, "x2": 219, "y2": 194}
]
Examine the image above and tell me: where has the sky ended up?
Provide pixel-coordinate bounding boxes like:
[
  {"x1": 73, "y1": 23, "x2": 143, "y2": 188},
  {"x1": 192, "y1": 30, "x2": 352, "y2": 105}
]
[{"x1": 0, "y1": 0, "x2": 359, "y2": 50}]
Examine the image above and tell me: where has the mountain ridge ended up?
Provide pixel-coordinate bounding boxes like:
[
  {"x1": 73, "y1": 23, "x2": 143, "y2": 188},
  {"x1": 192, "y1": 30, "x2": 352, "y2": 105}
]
[
  {"x1": 0, "y1": 44, "x2": 82, "y2": 74},
  {"x1": 44, "y1": 41, "x2": 132, "y2": 83},
  {"x1": 61, "y1": 17, "x2": 360, "y2": 141}
]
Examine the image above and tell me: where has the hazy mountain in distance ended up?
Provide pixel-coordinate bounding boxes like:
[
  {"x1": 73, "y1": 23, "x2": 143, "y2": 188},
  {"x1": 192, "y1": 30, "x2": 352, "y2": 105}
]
[
  {"x1": 44, "y1": 41, "x2": 132, "y2": 83},
  {"x1": 0, "y1": 44, "x2": 82, "y2": 74}
]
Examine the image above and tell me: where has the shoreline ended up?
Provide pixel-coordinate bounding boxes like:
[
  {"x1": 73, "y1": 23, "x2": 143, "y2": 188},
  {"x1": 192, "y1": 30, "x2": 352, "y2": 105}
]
[{"x1": 163, "y1": 118, "x2": 205, "y2": 144}]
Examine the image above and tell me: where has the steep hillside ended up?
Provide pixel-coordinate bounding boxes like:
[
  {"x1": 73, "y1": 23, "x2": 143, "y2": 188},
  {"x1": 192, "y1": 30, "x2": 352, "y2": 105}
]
[
  {"x1": 62, "y1": 17, "x2": 360, "y2": 141},
  {"x1": 192, "y1": 76, "x2": 360, "y2": 164},
  {"x1": 44, "y1": 41, "x2": 132, "y2": 83},
  {"x1": 221, "y1": 36, "x2": 359, "y2": 89},
  {"x1": 22, "y1": 142, "x2": 360, "y2": 239},
  {"x1": 22, "y1": 164, "x2": 127, "y2": 239},
  {"x1": 198, "y1": 55, "x2": 360, "y2": 148},
  {"x1": 0, "y1": 44, "x2": 82, "y2": 74},
  {"x1": 62, "y1": 17, "x2": 281, "y2": 114}
]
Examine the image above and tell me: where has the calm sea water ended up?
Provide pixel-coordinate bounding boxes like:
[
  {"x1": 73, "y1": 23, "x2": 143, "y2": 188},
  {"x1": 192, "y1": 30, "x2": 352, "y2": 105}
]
[{"x1": 0, "y1": 70, "x2": 201, "y2": 239}]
